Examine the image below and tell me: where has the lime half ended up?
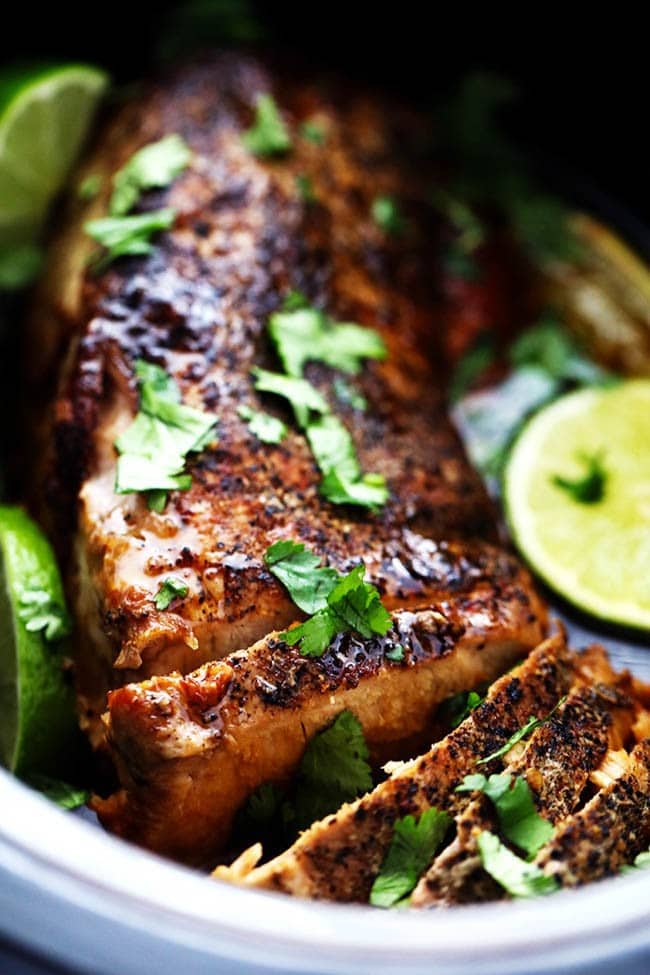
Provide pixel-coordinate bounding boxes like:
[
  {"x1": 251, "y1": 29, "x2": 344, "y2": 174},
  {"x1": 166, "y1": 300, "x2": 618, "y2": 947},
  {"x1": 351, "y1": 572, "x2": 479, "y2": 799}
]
[
  {"x1": 0, "y1": 505, "x2": 76, "y2": 776},
  {"x1": 0, "y1": 64, "x2": 108, "y2": 246},
  {"x1": 504, "y1": 380, "x2": 650, "y2": 629}
]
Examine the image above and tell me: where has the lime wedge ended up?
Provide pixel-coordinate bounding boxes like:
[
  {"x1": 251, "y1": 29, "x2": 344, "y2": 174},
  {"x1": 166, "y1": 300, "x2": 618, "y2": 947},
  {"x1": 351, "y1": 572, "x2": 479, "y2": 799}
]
[
  {"x1": 504, "y1": 380, "x2": 650, "y2": 629},
  {"x1": 0, "y1": 505, "x2": 77, "y2": 776},
  {"x1": 0, "y1": 64, "x2": 108, "y2": 246}
]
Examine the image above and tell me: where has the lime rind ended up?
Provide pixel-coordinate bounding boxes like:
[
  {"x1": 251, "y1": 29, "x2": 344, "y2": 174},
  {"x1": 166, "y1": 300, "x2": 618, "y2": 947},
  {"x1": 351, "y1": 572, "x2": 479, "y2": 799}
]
[
  {"x1": 504, "y1": 380, "x2": 650, "y2": 630},
  {"x1": 0, "y1": 64, "x2": 108, "y2": 245},
  {"x1": 0, "y1": 506, "x2": 76, "y2": 775}
]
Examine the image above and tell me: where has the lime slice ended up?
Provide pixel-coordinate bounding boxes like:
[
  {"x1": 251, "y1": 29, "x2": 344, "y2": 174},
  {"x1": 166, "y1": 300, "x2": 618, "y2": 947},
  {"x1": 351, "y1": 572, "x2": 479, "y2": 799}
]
[
  {"x1": 0, "y1": 63, "x2": 108, "y2": 246},
  {"x1": 504, "y1": 379, "x2": 650, "y2": 629},
  {"x1": 0, "y1": 505, "x2": 77, "y2": 776}
]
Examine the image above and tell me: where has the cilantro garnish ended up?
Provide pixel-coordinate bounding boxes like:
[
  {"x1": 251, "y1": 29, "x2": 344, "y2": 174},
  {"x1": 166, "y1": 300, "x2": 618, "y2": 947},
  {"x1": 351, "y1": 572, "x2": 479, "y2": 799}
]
[
  {"x1": 237, "y1": 404, "x2": 287, "y2": 444},
  {"x1": 85, "y1": 208, "x2": 176, "y2": 270},
  {"x1": 18, "y1": 589, "x2": 70, "y2": 642},
  {"x1": 109, "y1": 134, "x2": 191, "y2": 217},
  {"x1": 457, "y1": 773, "x2": 554, "y2": 858},
  {"x1": 154, "y1": 576, "x2": 189, "y2": 611},
  {"x1": 371, "y1": 195, "x2": 405, "y2": 236},
  {"x1": 370, "y1": 807, "x2": 452, "y2": 907},
  {"x1": 477, "y1": 830, "x2": 558, "y2": 898},
  {"x1": 621, "y1": 849, "x2": 650, "y2": 874},
  {"x1": 306, "y1": 415, "x2": 388, "y2": 510},
  {"x1": 385, "y1": 644, "x2": 405, "y2": 663},
  {"x1": 438, "y1": 689, "x2": 483, "y2": 729},
  {"x1": 333, "y1": 377, "x2": 367, "y2": 411},
  {"x1": 477, "y1": 697, "x2": 565, "y2": 766},
  {"x1": 268, "y1": 302, "x2": 386, "y2": 379},
  {"x1": 300, "y1": 119, "x2": 326, "y2": 144},
  {"x1": 291, "y1": 710, "x2": 372, "y2": 830},
  {"x1": 509, "y1": 320, "x2": 609, "y2": 386},
  {"x1": 552, "y1": 451, "x2": 607, "y2": 504},
  {"x1": 449, "y1": 337, "x2": 496, "y2": 403},
  {"x1": 115, "y1": 359, "x2": 217, "y2": 510},
  {"x1": 243, "y1": 93, "x2": 292, "y2": 157},
  {"x1": 279, "y1": 562, "x2": 392, "y2": 658},
  {"x1": 251, "y1": 367, "x2": 329, "y2": 427},
  {"x1": 241, "y1": 711, "x2": 372, "y2": 838},
  {"x1": 26, "y1": 774, "x2": 90, "y2": 811},
  {"x1": 77, "y1": 173, "x2": 101, "y2": 201},
  {"x1": 295, "y1": 173, "x2": 316, "y2": 203},
  {"x1": 264, "y1": 539, "x2": 337, "y2": 614}
]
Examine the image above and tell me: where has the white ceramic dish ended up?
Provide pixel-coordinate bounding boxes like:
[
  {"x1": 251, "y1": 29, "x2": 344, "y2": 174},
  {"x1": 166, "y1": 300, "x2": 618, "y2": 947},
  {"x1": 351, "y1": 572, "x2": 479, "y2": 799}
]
[{"x1": 0, "y1": 612, "x2": 649, "y2": 975}]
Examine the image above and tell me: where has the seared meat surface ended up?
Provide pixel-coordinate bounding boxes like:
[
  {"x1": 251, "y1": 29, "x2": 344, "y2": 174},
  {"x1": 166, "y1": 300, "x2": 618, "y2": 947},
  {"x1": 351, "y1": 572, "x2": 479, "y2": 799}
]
[
  {"x1": 28, "y1": 52, "x2": 518, "y2": 745},
  {"x1": 97, "y1": 564, "x2": 543, "y2": 864},
  {"x1": 239, "y1": 634, "x2": 572, "y2": 898},
  {"x1": 412, "y1": 679, "x2": 634, "y2": 906}
]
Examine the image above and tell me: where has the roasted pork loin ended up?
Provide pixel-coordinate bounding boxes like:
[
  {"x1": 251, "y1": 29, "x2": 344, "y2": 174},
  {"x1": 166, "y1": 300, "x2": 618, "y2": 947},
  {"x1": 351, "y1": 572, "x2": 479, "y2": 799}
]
[{"x1": 27, "y1": 52, "x2": 537, "y2": 752}]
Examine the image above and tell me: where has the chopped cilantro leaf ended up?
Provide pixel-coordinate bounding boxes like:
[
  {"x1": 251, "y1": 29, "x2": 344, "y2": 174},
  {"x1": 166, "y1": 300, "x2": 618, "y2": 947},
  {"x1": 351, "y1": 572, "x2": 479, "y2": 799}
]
[
  {"x1": 154, "y1": 576, "x2": 189, "y2": 611},
  {"x1": 18, "y1": 589, "x2": 70, "y2": 642},
  {"x1": 26, "y1": 774, "x2": 90, "y2": 810},
  {"x1": 85, "y1": 208, "x2": 176, "y2": 270},
  {"x1": 439, "y1": 689, "x2": 483, "y2": 729},
  {"x1": 509, "y1": 319, "x2": 608, "y2": 386},
  {"x1": 280, "y1": 562, "x2": 391, "y2": 657},
  {"x1": 333, "y1": 377, "x2": 367, "y2": 411},
  {"x1": 269, "y1": 302, "x2": 386, "y2": 378},
  {"x1": 457, "y1": 773, "x2": 554, "y2": 857},
  {"x1": 238, "y1": 404, "x2": 287, "y2": 444},
  {"x1": 477, "y1": 830, "x2": 558, "y2": 898},
  {"x1": 115, "y1": 359, "x2": 217, "y2": 508},
  {"x1": 291, "y1": 710, "x2": 372, "y2": 830},
  {"x1": 300, "y1": 119, "x2": 326, "y2": 144},
  {"x1": 251, "y1": 366, "x2": 329, "y2": 427},
  {"x1": 264, "y1": 539, "x2": 337, "y2": 614},
  {"x1": 385, "y1": 644, "x2": 405, "y2": 663},
  {"x1": 449, "y1": 338, "x2": 496, "y2": 403},
  {"x1": 295, "y1": 173, "x2": 316, "y2": 203},
  {"x1": 307, "y1": 415, "x2": 388, "y2": 510},
  {"x1": 110, "y1": 134, "x2": 191, "y2": 216},
  {"x1": 477, "y1": 698, "x2": 565, "y2": 766},
  {"x1": 281, "y1": 289, "x2": 309, "y2": 311},
  {"x1": 243, "y1": 93, "x2": 292, "y2": 157},
  {"x1": 552, "y1": 451, "x2": 607, "y2": 504},
  {"x1": 77, "y1": 173, "x2": 102, "y2": 201},
  {"x1": 370, "y1": 807, "x2": 452, "y2": 907},
  {"x1": 241, "y1": 711, "x2": 372, "y2": 840},
  {"x1": 371, "y1": 195, "x2": 405, "y2": 236}
]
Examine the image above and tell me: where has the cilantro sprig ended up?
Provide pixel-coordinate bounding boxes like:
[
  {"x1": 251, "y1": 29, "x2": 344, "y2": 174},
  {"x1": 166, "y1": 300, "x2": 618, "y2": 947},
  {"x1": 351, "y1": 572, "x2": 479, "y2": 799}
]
[
  {"x1": 477, "y1": 830, "x2": 559, "y2": 899},
  {"x1": 268, "y1": 302, "x2": 386, "y2": 379},
  {"x1": 552, "y1": 451, "x2": 607, "y2": 504},
  {"x1": 243, "y1": 93, "x2": 292, "y2": 157},
  {"x1": 110, "y1": 134, "x2": 191, "y2": 217},
  {"x1": 85, "y1": 209, "x2": 176, "y2": 271},
  {"x1": 237, "y1": 404, "x2": 287, "y2": 444},
  {"x1": 438, "y1": 689, "x2": 483, "y2": 729},
  {"x1": 264, "y1": 539, "x2": 337, "y2": 615},
  {"x1": 255, "y1": 298, "x2": 389, "y2": 509},
  {"x1": 241, "y1": 710, "x2": 372, "y2": 840},
  {"x1": 477, "y1": 696, "x2": 566, "y2": 766},
  {"x1": 85, "y1": 134, "x2": 190, "y2": 270},
  {"x1": 115, "y1": 360, "x2": 217, "y2": 511},
  {"x1": 280, "y1": 562, "x2": 392, "y2": 658},
  {"x1": 371, "y1": 195, "x2": 406, "y2": 236},
  {"x1": 18, "y1": 589, "x2": 70, "y2": 642},
  {"x1": 370, "y1": 807, "x2": 452, "y2": 907},
  {"x1": 154, "y1": 576, "x2": 189, "y2": 611},
  {"x1": 457, "y1": 773, "x2": 554, "y2": 858}
]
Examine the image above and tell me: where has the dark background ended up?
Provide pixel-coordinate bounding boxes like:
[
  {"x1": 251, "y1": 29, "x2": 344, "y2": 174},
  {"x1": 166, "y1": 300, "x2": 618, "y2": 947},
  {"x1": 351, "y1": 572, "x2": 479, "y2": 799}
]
[{"x1": 1, "y1": 3, "x2": 648, "y2": 222}]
